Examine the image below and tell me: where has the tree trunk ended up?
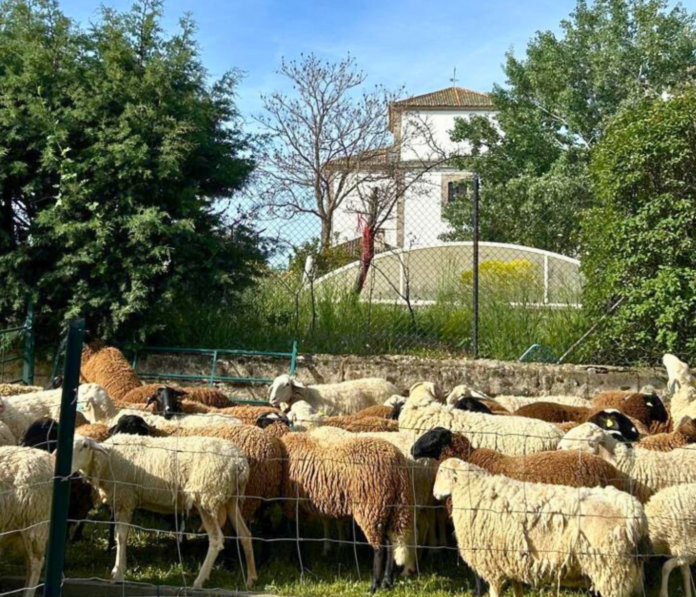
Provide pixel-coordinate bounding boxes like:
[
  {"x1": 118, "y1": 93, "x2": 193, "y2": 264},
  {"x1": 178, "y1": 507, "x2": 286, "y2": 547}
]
[
  {"x1": 353, "y1": 224, "x2": 375, "y2": 295},
  {"x1": 0, "y1": 183, "x2": 16, "y2": 250},
  {"x1": 320, "y1": 216, "x2": 333, "y2": 253}
]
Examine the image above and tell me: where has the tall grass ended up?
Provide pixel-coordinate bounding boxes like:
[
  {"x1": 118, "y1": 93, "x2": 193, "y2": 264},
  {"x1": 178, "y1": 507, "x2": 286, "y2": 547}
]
[{"x1": 158, "y1": 269, "x2": 589, "y2": 361}]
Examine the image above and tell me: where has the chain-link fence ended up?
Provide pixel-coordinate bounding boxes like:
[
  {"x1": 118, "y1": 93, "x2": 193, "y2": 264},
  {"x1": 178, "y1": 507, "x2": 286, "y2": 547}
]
[{"x1": 218, "y1": 173, "x2": 588, "y2": 362}]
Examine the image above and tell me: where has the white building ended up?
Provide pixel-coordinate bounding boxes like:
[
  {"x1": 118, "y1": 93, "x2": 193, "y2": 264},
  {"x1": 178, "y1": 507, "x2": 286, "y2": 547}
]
[{"x1": 331, "y1": 87, "x2": 497, "y2": 252}]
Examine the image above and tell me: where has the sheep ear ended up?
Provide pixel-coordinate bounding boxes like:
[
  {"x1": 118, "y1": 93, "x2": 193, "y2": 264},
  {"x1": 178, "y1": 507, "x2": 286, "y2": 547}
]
[
  {"x1": 146, "y1": 395, "x2": 157, "y2": 406},
  {"x1": 291, "y1": 379, "x2": 306, "y2": 389}
]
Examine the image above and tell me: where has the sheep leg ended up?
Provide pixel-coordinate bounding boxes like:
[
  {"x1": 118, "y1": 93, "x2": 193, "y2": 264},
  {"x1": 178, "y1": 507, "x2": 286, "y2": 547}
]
[
  {"x1": 660, "y1": 557, "x2": 681, "y2": 597},
  {"x1": 111, "y1": 509, "x2": 132, "y2": 582},
  {"x1": 511, "y1": 580, "x2": 524, "y2": 597},
  {"x1": 488, "y1": 580, "x2": 503, "y2": 597},
  {"x1": 107, "y1": 509, "x2": 116, "y2": 551},
  {"x1": 370, "y1": 545, "x2": 385, "y2": 594},
  {"x1": 21, "y1": 533, "x2": 44, "y2": 597},
  {"x1": 227, "y1": 499, "x2": 258, "y2": 588},
  {"x1": 193, "y1": 510, "x2": 225, "y2": 589},
  {"x1": 681, "y1": 561, "x2": 693, "y2": 597},
  {"x1": 322, "y1": 518, "x2": 332, "y2": 556},
  {"x1": 382, "y1": 541, "x2": 395, "y2": 589}
]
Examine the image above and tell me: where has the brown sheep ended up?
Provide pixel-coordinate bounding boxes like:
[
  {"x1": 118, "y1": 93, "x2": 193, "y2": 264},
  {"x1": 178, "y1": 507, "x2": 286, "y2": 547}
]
[
  {"x1": 638, "y1": 417, "x2": 696, "y2": 451},
  {"x1": 591, "y1": 391, "x2": 671, "y2": 434},
  {"x1": 324, "y1": 415, "x2": 398, "y2": 432},
  {"x1": 75, "y1": 423, "x2": 111, "y2": 443},
  {"x1": 514, "y1": 402, "x2": 590, "y2": 423},
  {"x1": 121, "y1": 383, "x2": 230, "y2": 408},
  {"x1": 80, "y1": 345, "x2": 141, "y2": 401}
]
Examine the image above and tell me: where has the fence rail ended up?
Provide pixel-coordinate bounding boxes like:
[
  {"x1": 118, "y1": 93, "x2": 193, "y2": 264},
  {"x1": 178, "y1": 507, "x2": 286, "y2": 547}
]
[{"x1": 0, "y1": 300, "x2": 35, "y2": 385}]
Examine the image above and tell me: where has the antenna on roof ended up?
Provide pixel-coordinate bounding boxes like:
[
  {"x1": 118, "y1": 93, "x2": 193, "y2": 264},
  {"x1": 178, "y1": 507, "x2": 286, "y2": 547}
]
[{"x1": 450, "y1": 67, "x2": 458, "y2": 87}]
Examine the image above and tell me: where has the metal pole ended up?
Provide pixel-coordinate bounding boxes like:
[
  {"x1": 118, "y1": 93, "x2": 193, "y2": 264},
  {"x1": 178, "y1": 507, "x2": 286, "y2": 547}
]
[
  {"x1": 43, "y1": 318, "x2": 85, "y2": 597},
  {"x1": 472, "y1": 173, "x2": 480, "y2": 359},
  {"x1": 22, "y1": 299, "x2": 35, "y2": 385}
]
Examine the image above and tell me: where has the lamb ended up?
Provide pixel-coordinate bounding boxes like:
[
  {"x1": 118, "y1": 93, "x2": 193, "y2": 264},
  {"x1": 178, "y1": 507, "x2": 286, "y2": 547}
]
[
  {"x1": 638, "y1": 417, "x2": 696, "y2": 451},
  {"x1": 280, "y1": 430, "x2": 414, "y2": 592},
  {"x1": 71, "y1": 434, "x2": 257, "y2": 588},
  {"x1": 398, "y1": 383, "x2": 564, "y2": 455},
  {"x1": 591, "y1": 391, "x2": 670, "y2": 434},
  {"x1": 411, "y1": 427, "x2": 633, "y2": 493},
  {"x1": 0, "y1": 383, "x2": 115, "y2": 440},
  {"x1": 80, "y1": 344, "x2": 141, "y2": 401},
  {"x1": 644, "y1": 483, "x2": 696, "y2": 597},
  {"x1": 267, "y1": 374, "x2": 399, "y2": 415},
  {"x1": 558, "y1": 423, "x2": 696, "y2": 502},
  {"x1": 122, "y1": 383, "x2": 230, "y2": 408},
  {"x1": 433, "y1": 458, "x2": 646, "y2": 597},
  {"x1": 663, "y1": 354, "x2": 696, "y2": 423},
  {"x1": 0, "y1": 446, "x2": 54, "y2": 597}
]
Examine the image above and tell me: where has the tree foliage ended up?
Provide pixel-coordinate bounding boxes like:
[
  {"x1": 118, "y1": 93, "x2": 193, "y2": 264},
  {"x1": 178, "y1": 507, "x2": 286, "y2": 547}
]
[
  {"x1": 582, "y1": 83, "x2": 696, "y2": 364},
  {"x1": 0, "y1": 0, "x2": 265, "y2": 342},
  {"x1": 445, "y1": 0, "x2": 696, "y2": 257}
]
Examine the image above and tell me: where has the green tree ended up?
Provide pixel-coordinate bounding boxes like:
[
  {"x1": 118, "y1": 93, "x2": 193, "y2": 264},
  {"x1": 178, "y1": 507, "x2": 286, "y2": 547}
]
[
  {"x1": 444, "y1": 0, "x2": 696, "y2": 257},
  {"x1": 0, "y1": 0, "x2": 265, "y2": 342},
  {"x1": 583, "y1": 83, "x2": 696, "y2": 365}
]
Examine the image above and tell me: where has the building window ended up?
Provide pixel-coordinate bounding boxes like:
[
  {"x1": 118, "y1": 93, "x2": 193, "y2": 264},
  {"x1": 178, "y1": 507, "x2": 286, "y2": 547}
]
[{"x1": 447, "y1": 180, "x2": 469, "y2": 203}]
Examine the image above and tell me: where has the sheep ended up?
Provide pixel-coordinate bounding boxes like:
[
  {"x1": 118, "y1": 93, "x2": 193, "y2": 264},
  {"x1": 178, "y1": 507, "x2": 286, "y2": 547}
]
[
  {"x1": 109, "y1": 408, "x2": 242, "y2": 433},
  {"x1": 280, "y1": 430, "x2": 414, "y2": 592},
  {"x1": 0, "y1": 446, "x2": 54, "y2": 597},
  {"x1": 122, "y1": 383, "x2": 230, "y2": 408},
  {"x1": 513, "y1": 401, "x2": 590, "y2": 423},
  {"x1": 255, "y1": 412, "x2": 292, "y2": 438},
  {"x1": 433, "y1": 458, "x2": 646, "y2": 597},
  {"x1": 445, "y1": 385, "x2": 494, "y2": 407},
  {"x1": 76, "y1": 423, "x2": 112, "y2": 443},
  {"x1": 384, "y1": 395, "x2": 407, "y2": 408},
  {"x1": 0, "y1": 383, "x2": 115, "y2": 440},
  {"x1": 638, "y1": 417, "x2": 696, "y2": 451},
  {"x1": 71, "y1": 434, "x2": 257, "y2": 588},
  {"x1": 450, "y1": 397, "x2": 495, "y2": 415},
  {"x1": 267, "y1": 374, "x2": 400, "y2": 415},
  {"x1": 398, "y1": 384, "x2": 564, "y2": 455},
  {"x1": 492, "y1": 394, "x2": 590, "y2": 413},
  {"x1": 591, "y1": 391, "x2": 670, "y2": 434},
  {"x1": 663, "y1": 354, "x2": 696, "y2": 423},
  {"x1": 0, "y1": 383, "x2": 43, "y2": 397},
  {"x1": 284, "y1": 400, "x2": 399, "y2": 432},
  {"x1": 411, "y1": 427, "x2": 633, "y2": 493},
  {"x1": 644, "y1": 483, "x2": 696, "y2": 597},
  {"x1": 80, "y1": 344, "x2": 141, "y2": 401},
  {"x1": 558, "y1": 423, "x2": 696, "y2": 503}
]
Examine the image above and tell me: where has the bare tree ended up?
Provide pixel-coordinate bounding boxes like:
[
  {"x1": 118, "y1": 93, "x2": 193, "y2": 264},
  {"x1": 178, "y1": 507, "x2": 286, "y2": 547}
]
[{"x1": 254, "y1": 53, "x2": 402, "y2": 251}]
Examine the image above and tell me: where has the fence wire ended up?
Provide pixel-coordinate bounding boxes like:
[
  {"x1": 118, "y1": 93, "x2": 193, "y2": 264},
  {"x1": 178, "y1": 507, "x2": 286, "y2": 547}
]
[{"x1": 0, "y1": 385, "x2": 693, "y2": 597}]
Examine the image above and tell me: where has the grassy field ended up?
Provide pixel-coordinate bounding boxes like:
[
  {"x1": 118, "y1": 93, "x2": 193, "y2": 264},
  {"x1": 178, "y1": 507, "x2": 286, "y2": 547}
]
[{"x1": 0, "y1": 507, "x2": 679, "y2": 597}]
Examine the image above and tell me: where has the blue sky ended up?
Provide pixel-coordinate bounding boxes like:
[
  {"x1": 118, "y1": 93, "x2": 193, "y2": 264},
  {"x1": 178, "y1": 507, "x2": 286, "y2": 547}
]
[{"x1": 62, "y1": 0, "x2": 696, "y2": 124}]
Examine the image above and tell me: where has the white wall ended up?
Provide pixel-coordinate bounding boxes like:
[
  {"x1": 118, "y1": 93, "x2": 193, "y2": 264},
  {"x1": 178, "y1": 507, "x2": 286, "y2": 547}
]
[{"x1": 399, "y1": 109, "x2": 498, "y2": 162}]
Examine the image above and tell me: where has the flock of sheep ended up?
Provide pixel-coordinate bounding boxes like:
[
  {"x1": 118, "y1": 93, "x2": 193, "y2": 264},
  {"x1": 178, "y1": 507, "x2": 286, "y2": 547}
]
[{"x1": 2, "y1": 345, "x2": 696, "y2": 597}]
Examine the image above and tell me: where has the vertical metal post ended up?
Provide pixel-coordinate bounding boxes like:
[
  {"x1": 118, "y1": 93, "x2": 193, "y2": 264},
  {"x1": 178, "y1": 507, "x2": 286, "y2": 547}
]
[
  {"x1": 289, "y1": 340, "x2": 298, "y2": 376},
  {"x1": 472, "y1": 173, "x2": 480, "y2": 359},
  {"x1": 22, "y1": 300, "x2": 35, "y2": 385},
  {"x1": 43, "y1": 318, "x2": 85, "y2": 597}
]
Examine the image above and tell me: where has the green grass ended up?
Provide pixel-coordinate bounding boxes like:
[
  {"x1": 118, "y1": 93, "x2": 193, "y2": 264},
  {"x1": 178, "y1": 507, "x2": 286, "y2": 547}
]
[
  {"x1": 0, "y1": 508, "x2": 681, "y2": 597},
  {"x1": 157, "y1": 272, "x2": 589, "y2": 362}
]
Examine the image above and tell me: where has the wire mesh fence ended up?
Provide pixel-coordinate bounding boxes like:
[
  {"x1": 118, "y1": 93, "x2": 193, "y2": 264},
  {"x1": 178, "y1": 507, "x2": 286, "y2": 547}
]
[
  {"x1": 1, "y1": 329, "x2": 693, "y2": 597},
  {"x1": 178, "y1": 173, "x2": 589, "y2": 363}
]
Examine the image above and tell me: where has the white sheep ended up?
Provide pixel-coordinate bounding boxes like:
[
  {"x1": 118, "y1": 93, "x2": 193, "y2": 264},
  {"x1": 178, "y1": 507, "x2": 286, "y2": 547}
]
[
  {"x1": 0, "y1": 446, "x2": 54, "y2": 597},
  {"x1": 0, "y1": 383, "x2": 114, "y2": 440},
  {"x1": 71, "y1": 434, "x2": 257, "y2": 588},
  {"x1": 383, "y1": 394, "x2": 407, "y2": 407},
  {"x1": 434, "y1": 458, "x2": 646, "y2": 597},
  {"x1": 399, "y1": 384, "x2": 563, "y2": 455},
  {"x1": 645, "y1": 483, "x2": 696, "y2": 597},
  {"x1": 285, "y1": 400, "x2": 325, "y2": 431},
  {"x1": 558, "y1": 423, "x2": 696, "y2": 503},
  {"x1": 109, "y1": 408, "x2": 241, "y2": 432},
  {"x1": 267, "y1": 374, "x2": 399, "y2": 415},
  {"x1": 663, "y1": 353, "x2": 696, "y2": 422}
]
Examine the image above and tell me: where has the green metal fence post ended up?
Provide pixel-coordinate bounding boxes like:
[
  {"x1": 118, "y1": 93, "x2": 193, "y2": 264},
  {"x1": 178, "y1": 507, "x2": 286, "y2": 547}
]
[
  {"x1": 290, "y1": 341, "x2": 298, "y2": 376},
  {"x1": 22, "y1": 300, "x2": 35, "y2": 385},
  {"x1": 43, "y1": 318, "x2": 85, "y2": 597}
]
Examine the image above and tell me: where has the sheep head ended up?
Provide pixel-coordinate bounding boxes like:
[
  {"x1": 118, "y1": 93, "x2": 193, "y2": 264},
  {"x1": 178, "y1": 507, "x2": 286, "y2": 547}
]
[
  {"x1": 586, "y1": 409, "x2": 639, "y2": 442},
  {"x1": 433, "y1": 458, "x2": 487, "y2": 501},
  {"x1": 146, "y1": 386, "x2": 186, "y2": 420},
  {"x1": 557, "y1": 422, "x2": 607, "y2": 453},
  {"x1": 71, "y1": 434, "x2": 109, "y2": 475},
  {"x1": 407, "y1": 381, "x2": 442, "y2": 406},
  {"x1": 77, "y1": 383, "x2": 112, "y2": 423},
  {"x1": 446, "y1": 384, "x2": 489, "y2": 406},
  {"x1": 268, "y1": 374, "x2": 305, "y2": 407},
  {"x1": 663, "y1": 353, "x2": 695, "y2": 394}
]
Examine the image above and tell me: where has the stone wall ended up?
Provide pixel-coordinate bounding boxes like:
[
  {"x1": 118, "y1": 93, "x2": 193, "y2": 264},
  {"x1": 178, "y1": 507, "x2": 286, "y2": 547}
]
[{"x1": 134, "y1": 352, "x2": 665, "y2": 401}]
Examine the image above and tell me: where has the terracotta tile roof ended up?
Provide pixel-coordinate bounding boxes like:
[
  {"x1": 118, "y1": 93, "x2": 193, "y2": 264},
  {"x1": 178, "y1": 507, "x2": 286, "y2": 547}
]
[{"x1": 391, "y1": 87, "x2": 494, "y2": 109}]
